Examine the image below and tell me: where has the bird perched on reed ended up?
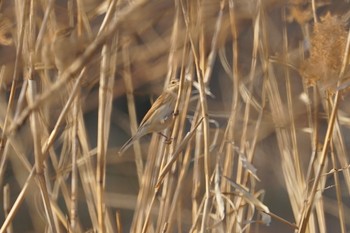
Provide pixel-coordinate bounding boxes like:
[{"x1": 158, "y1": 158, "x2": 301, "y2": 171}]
[{"x1": 118, "y1": 79, "x2": 180, "y2": 155}]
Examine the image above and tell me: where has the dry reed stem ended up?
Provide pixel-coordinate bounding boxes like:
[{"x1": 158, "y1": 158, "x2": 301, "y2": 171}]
[
  {"x1": 330, "y1": 144, "x2": 346, "y2": 233},
  {"x1": 298, "y1": 14, "x2": 350, "y2": 233},
  {"x1": 316, "y1": 97, "x2": 348, "y2": 233},
  {"x1": 187, "y1": 1, "x2": 225, "y2": 231},
  {"x1": 116, "y1": 211, "x2": 122, "y2": 233},
  {"x1": 96, "y1": 43, "x2": 109, "y2": 233},
  {"x1": 165, "y1": 114, "x2": 202, "y2": 231},
  {"x1": 49, "y1": 199, "x2": 71, "y2": 231},
  {"x1": 145, "y1": 76, "x2": 188, "y2": 232},
  {"x1": 6, "y1": 0, "x2": 149, "y2": 136},
  {"x1": 228, "y1": 2, "x2": 260, "y2": 231},
  {"x1": 259, "y1": 3, "x2": 307, "y2": 232},
  {"x1": 0, "y1": 0, "x2": 28, "y2": 160},
  {"x1": 70, "y1": 97, "x2": 79, "y2": 231},
  {"x1": 304, "y1": 85, "x2": 318, "y2": 192},
  {"x1": 2, "y1": 184, "x2": 13, "y2": 233},
  {"x1": 0, "y1": 3, "x2": 156, "y2": 229},
  {"x1": 77, "y1": 126, "x2": 100, "y2": 231},
  {"x1": 27, "y1": 0, "x2": 57, "y2": 230},
  {"x1": 219, "y1": 2, "x2": 240, "y2": 217},
  {"x1": 122, "y1": 40, "x2": 144, "y2": 182},
  {"x1": 97, "y1": 0, "x2": 118, "y2": 36},
  {"x1": 78, "y1": 110, "x2": 116, "y2": 231},
  {"x1": 332, "y1": 120, "x2": 350, "y2": 195},
  {"x1": 131, "y1": 128, "x2": 170, "y2": 230},
  {"x1": 41, "y1": 69, "x2": 85, "y2": 156},
  {"x1": 156, "y1": 118, "x2": 203, "y2": 188},
  {"x1": 0, "y1": 168, "x2": 35, "y2": 233},
  {"x1": 2, "y1": 0, "x2": 350, "y2": 232},
  {"x1": 165, "y1": 0, "x2": 181, "y2": 85},
  {"x1": 154, "y1": 8, "x2": 189, "y2": 227},
  {"x1": 97, "y1": 31, "x2": 117, "y2": 232},
  {"x1": 0, "y1": 79, "x2": 28, "y2": 187},
  {"x1": 311, "y1": 0, "x2": 318, "y2": 23},
  {"x1": 34, "y1": 0, "x2": 55, "y2": 53},
  {"x1": 28, "y1": 79, "x2": 57, "y2": 232},
  {"x1": 128, "y1": 1, "x2": 191, "y2": 231},
  {"x1": 77, "y1": 0, "x2": 93, "y2": 39},
  {"x1": 283, "y1": 8, "x2": 304, "y2": 187},
  {"x1": 140, "y1": 191, "x2": 158, "y2": 233},
  {"x1": 238, "y1": 4, "x2": 260, "y2": 185}
]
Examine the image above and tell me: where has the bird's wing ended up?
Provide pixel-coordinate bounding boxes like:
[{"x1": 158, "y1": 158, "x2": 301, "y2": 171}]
[{"x1": 139, "y1": 91, "x2": 176, "y2": 127}]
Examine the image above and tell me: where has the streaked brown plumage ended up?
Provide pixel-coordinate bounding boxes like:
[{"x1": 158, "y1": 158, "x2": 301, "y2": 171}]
[
  {"x1": 118, "y1": 79, "x2": 180, "y2": 155},
  {"x1": 52, "y1": 27, "x2": 78, "y2": 72}
]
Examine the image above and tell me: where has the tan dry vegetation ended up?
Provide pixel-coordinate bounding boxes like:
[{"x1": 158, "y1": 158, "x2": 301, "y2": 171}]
[{"x1": 0, "y1": 0, "x2": 350, "y2": 233}]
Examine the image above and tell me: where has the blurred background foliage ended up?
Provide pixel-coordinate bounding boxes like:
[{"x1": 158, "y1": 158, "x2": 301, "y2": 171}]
[{"x1": 0, "y1": 0, "x2": 350, "y2": 232}]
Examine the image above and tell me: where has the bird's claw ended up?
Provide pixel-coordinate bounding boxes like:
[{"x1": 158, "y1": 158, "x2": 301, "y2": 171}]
[
  {"x1": 164, "y1": 137, "x2": 173, "y2": 144},
  {"x1": 158, "y1": 132, "x2": 173, "y2": 144}
]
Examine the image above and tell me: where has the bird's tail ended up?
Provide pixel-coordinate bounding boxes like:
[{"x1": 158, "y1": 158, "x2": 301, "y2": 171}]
[{"x1": 118, "y1": 134, "x2": 140, "y2": 156}]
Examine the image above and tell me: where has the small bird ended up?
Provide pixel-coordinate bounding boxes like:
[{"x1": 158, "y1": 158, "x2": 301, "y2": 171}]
[
  {"x1": 52, "y1": 27, "x2": 79, "y2": 72},
  {"x1": 118, "y1": 79, "x2": 180, "y2": 155}
]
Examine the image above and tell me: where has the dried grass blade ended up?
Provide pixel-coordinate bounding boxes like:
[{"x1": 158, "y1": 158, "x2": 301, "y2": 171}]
[
  {"x1": 0, "y1": 168, "x2": 35, "y2": 233},
  {"x1": 70, "y1": 98, "x2": 79, "y2": 231},
  {"x1": 28, "y1": 79, "x2": 57, "y2": 233},
  {"x1": 6, "y1": 0, "x2": 149, "y2": 135},
  {"x1": 2, "y1": 184, "x2": 13, "y2": 233},
  {"x1": 223, "y1": 176, "x2": 269, "y2": 213},
  {"x1": 0, "y1": 0, "x2": 28, "y2": 154},
  {"x1": 156, "y1": 117, "x2": 203, "y2": 188},
  {"x1": 121, "y1": 39, "x2": 143, "y2": 180},
  {"x1": 297, "y1": 19, "x2": 350, "y2": 233}
]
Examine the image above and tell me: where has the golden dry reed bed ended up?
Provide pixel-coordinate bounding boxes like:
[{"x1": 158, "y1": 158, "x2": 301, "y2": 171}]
[{"x1": 0, "y1": 0, "x2": 350, "y2": 232}]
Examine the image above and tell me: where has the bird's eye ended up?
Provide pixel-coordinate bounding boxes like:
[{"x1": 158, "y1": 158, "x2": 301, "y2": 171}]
[{"x1": 170, "y1": 80, "x2": 177, "y2": 85}]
